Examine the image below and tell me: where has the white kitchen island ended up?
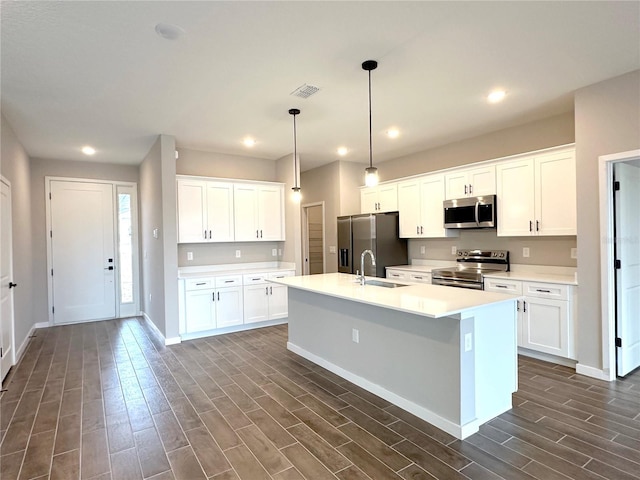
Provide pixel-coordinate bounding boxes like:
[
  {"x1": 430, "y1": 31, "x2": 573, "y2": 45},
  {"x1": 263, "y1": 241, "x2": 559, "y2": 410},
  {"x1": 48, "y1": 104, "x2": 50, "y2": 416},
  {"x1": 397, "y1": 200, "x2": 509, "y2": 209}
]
[{"x1": 269, "y1": 273, "x2": 519, "y2": 440}]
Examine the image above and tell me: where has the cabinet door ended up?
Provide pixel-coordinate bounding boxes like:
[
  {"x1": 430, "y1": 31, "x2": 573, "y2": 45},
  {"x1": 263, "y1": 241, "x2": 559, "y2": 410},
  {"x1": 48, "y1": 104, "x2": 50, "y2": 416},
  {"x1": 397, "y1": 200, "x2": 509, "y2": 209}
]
[
  {"x1": 243, "y1": 284, "x2": 270, "y2": 323},
  {"x1": 184, "y1": 289, "x2": 216, "y2": 332},
  {"x1": 497, "y1": 159, "x2": 535, "y2": 236},
  {"x1": 521, "y1": 297, "x2": 568, "y2": 357},
  {"x1": 377, "y1": 184, "x2": 398, "y2": 212},
  {"x1": 420, "y1": 174, "x2": 452, "y2": 238},
  {"x1": 397, "y1": 180, "x2": 421, "y2": 238},
  {"x1": 468, "y1": 166, "x2": 496, "y2": 196},
  {"x1": 535, "y1": 150, "x2": 576, "y2": 235},
  {"x1": 258, "y1": 185, "x2": 284, "y2": 241},
  {"x1": 206, "y1": 182, "x2": 235, "y2": 242},
  {"x1": 360, "y1": 188, "x2": 378, "y2": 214},
  {"x1": 234, "y1": 184, "x2": 259, "y2": 241},
  {"x1": 444, "y1": 171, "x2": 469, "y2": 199},
  {"x1": 177, "y1": 180, "x2": 207, "y2": 243},
  {"x1": 268, "y1": 284, "x2": 289, "y2": 320},
  {"x1": 215, "y1": 286, "x2": 244, "y2": 328}
]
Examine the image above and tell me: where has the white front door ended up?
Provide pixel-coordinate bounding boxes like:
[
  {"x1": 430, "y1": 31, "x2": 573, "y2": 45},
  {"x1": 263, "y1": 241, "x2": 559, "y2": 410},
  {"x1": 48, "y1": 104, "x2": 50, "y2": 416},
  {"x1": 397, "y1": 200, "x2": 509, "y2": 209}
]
[
  {"x1": 1, "y1": 179, "x2": 16, "y2": 383},
  {"x1": 50, "y1": 180, "x2": 116, "y2": 324},
  {"x1": 615, "y1": 162, "x2": 640, "y2": 377}
]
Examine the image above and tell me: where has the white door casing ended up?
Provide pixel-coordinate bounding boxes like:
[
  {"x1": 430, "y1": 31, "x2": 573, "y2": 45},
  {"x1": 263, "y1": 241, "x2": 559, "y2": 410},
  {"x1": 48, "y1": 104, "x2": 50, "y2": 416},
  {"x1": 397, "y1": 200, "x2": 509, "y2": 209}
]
[
  {"x1": 1, "y1": 178, "x2": 15, "y2": 383},
  {"x1": 614, "y1": 162, "x2": 640, "y2": 377}
]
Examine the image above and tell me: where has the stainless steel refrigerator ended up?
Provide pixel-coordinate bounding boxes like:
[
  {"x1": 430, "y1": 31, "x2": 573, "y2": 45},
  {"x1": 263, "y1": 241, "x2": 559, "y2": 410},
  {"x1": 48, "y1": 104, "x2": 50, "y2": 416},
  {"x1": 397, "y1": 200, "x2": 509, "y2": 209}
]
[{"x1": 337, "y1": 212, "x2": 408, "y2": 277}]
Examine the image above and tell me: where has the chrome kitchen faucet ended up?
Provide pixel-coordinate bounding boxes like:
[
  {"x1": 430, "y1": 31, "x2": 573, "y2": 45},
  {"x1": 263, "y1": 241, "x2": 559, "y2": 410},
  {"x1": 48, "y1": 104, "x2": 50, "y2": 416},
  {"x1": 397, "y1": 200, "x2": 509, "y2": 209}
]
[{"x1": 360, "y1": 249, "x2": 376, "y2": 285}]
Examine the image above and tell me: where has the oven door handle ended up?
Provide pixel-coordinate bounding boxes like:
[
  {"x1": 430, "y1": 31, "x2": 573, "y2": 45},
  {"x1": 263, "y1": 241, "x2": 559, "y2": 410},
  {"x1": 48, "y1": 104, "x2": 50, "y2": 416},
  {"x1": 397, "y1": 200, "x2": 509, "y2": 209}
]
[
  {"x1": 433, "y1": 278, "x2": 483, "y2": 290},
  {"x1": 475, "y1": 201, "x2": 480, "y2": 227}
]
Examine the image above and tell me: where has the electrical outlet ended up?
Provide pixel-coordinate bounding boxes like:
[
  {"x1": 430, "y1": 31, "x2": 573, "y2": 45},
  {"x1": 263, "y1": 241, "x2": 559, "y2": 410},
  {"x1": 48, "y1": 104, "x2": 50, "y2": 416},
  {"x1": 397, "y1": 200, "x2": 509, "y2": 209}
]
[
  {"x1": 523, "y1": 247, "x2": 530, "y2": 258},
  {"x1": 329, "y1": 246, "x2": 336, "y2": 254},
  {"x1": 272, "y1": 248, "x2": 277, "y2": 257},
  {"x1": 149, "y1": 293, "x2": 152, "y2": 302},
  {"x1": 235, "y1": 250, "x2": 241, "y2": 258},
  {"x1": 420, "y1": 245, "x2": 426, "y2": 255},
  {"x1": 451, "y1": 246, "x2": 457, "y2": 255},
  {"x1": 187, "y1": 251, "x2": 193, "y2": 261},
  {"x1": 464, "y1": 333, "x2": 473, "y2": 352},
  {"x1": 153, "y1": 228, "x2": 159, "y2": 239},
  {"x1": 571, "y1": 248, "x2": 577, "y2": 259},
  {"x1": 352, "y1": 328, "x2": 360, "y2": 343}
]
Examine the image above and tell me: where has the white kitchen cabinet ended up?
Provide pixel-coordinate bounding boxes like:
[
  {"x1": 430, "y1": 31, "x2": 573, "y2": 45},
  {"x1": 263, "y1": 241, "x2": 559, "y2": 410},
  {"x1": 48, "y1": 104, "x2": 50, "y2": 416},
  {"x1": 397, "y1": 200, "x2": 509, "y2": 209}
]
[
  {"x1": 485, "y1": 278, "x2": 575, "y2": 359},
  {"x1": 177, "y1": 179, "x2": 235, "y2": 243},
  {"x1": 184, "y1": 288, "x2": 216, "y2": 333},
  {"x1": 234, "y1": 183, "x2": 285, "y2": 241},
  {"x1": 386, "y1": 268, "x2": 432, "y2": 284},
  {"x1": 360, "y1": 183, "x2": 398, "y2": 213},
  {"x1": 445, "y1": 166, "x2": 496, "y2": 200},
  {"x1": 243, "y1": 271, "x2": 294, "y2": 323},
  {"x1": 182, "y1": 275, "x2": 244, "y2": 333},
  {"x1": 497, "y1": 148, "x2": 576, "y2": 236},
  {"x1": 397, "y1": 174, "x2": 459, "y2": 238}
]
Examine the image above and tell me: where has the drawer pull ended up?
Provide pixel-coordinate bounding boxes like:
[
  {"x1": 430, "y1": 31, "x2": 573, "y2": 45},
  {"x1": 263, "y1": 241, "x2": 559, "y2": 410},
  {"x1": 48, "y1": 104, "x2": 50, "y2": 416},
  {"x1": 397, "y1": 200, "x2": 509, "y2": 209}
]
[
  {"x1": 224, "y1": 280, "x2": 234, "y2": 283},
  {"x1": 196, "y1": 282, "x2": 206, "y2": 286},
  {"x1": 496, "y1": 285, "x2": 508, "y2": 288},
  {"x1": 275, "y1": 275, "x2": 284, "y2": 278},
  {"x1": 252, "y1": 277, "x2": 261, "y2": 281},
  {"x1": 536, "y1": 289, "x2": 551, "y2": 293},
  {"x1": 414, "y1": 276, "x2": 423, "y2": 280}
]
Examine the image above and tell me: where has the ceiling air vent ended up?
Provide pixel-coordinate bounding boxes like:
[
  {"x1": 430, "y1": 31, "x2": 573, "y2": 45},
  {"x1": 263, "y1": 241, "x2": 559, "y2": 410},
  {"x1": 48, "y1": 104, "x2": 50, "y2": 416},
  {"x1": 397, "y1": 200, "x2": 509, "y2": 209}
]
[{"x1": 290, "y1": 84, "x2": 320, "y2": 99}]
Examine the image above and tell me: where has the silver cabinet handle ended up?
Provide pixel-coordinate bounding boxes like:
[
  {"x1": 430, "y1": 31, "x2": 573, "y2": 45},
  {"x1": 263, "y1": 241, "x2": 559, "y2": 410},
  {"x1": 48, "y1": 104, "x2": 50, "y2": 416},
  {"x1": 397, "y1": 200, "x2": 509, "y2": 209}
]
[
  {"x1": 536, "y1": 289, "x2": 551, "y2": 293},
  {"x1": 256, "y1": 230, "x2": 259, "y2": 238},
  {"x1": 266, "y1": 287, "x2": 269, "y2": 295},
  {"x1": 516, "y1": 300, "x2": 520, "y2": 311},
  {"x1": 224, "y1": 280, "x2": 234, "y2": 283},
  {"x1": 420, "y1": 226, "x2": 423, "y2": 234},
  {"x1": 212, "y1": 292, "x2": 215, "y2": 301},
  {"x1": 204, "y1": 230, "x2": 207, "y2": 239},
  {"x1": 536, "y1": 220, "x2": 539, "y2": 232},
  {"x1": 196, "y1": 282, "x2": 206, "y2": 286},
  {"x1": 529, "y1": 221, "x2": 533, "y2": 232},
  {"x1": 217, "y1": 292, "x2": 220, "y2": 301},
  {"x1": 252, "y1": 277, "x2": 260, "y2": 281},
  {"x1": 523, "y1": 301, "x2": 527, "y2": 313},
  {"x1": 495, "y1": 285, "x2": 508, "y2": 288},
  {"x1": 260, "y1": 230, "x2": 263, "y2": 238},
  {"x1": 469, "y1": 184, "x2": 473, "y2": 194},
  {"x1": 414, "y1": 276, "x2": 423, "y2": 280},
  {"x1": 270, "y1": 286, "x2": 273, "y2": 295},
  {"x1": 464, "y1": 184, "x2": 468, "y2": 195},
  {"x1": 209, "y1": 230, "x2": 212, "y2": 239},
  {"x1": 416, "y1": 226, "x2": 419, "y2": 235}
]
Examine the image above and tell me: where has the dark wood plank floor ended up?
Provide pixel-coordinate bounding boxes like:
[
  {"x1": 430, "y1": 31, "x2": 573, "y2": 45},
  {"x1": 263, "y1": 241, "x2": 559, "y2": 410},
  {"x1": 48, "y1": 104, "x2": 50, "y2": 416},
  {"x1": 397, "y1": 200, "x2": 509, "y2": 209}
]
[{"x1": 1, "y1": 318, "x2": 638, "y2": 480}]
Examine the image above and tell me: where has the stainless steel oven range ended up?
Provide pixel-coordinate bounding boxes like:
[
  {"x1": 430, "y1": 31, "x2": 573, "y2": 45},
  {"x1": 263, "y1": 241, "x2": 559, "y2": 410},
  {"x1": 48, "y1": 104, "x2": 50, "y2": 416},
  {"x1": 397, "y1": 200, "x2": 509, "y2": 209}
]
[{"x1": 431, "y1": 250, "x2": 509, "y2": 290}]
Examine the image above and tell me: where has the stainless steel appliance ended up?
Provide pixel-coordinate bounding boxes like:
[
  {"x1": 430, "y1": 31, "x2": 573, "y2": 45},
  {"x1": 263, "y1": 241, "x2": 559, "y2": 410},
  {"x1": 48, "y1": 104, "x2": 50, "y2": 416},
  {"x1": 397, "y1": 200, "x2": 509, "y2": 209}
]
[
  {"x1": 443, "y1": 195, "x2": 497, "y2": 229},
  {"x1": 337, "y1": 212, "x2": 408, "y2": 277},
  {"x1": 432, "y1": 249, "x2": 509, "y2": 290}
]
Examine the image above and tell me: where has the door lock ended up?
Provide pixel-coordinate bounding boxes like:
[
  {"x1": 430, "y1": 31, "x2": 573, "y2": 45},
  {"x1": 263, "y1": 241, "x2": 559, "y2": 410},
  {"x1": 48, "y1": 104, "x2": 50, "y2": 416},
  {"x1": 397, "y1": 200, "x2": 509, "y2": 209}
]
[{"x1": 9, "y1": 282, "x2": 17, "y2": 289}]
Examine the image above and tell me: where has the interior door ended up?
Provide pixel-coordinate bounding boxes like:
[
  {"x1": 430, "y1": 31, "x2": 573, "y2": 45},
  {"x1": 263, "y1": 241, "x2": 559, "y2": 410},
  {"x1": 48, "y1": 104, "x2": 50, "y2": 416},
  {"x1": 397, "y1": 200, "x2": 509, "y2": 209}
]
[
  {"x1": 50, "y1": 180, "x2": 116, "y2": 323},
  {"x1": 1, "y1": 179, "x2": 15, "y2": 382},
  {"x1": 615, "y1": 162, "x2": 640, "y2": 377}
]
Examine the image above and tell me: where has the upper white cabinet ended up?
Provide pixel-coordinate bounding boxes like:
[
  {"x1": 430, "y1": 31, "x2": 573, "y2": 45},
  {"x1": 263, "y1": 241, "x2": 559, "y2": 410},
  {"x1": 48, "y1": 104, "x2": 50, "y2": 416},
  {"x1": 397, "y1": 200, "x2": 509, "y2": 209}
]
[
  {"x1": 360, "y1": 183, "x2": 398, "y2": 213},
  {"x1": 497, "y1": 148, "x2": 576, "y2": 236},
  {"x1": 234, "y1": 183, "x2": 285, "y2": 241},
  {"x1": 177, "y1": 179, "x2": 234, "y2": 243},
  {"x1": 445, "y1": 166, "x2": 496, "y2": 200},
  {"x1": 397, "y1": 174, "x2": 459, "y2": 238}
]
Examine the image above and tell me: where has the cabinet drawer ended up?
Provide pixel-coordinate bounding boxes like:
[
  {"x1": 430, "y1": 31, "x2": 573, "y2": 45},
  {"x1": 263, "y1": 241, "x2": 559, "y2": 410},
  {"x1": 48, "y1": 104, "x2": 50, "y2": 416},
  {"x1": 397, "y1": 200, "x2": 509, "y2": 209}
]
[
  {"x1": 243, "y1": 273, "x2": 267, "y2": 285},
  {"x1": 184, "y1": 278, "x2": 215, "y2": 291},
  {"x1": 212, "y1": 275, "x2": 241, "y2": 287},
  {"x1": 524, "y1": 282, "x2": 569, "y2": 300},
  {"x1": 268, "y1": 270, "x2": 295, "y2": 280},
  {"x1": 386, "y1": 270, "x2": 407, "y2": 280},
  {"x1": 409, "y1": 273, "x2": 431, "y2": 284},
  {"x1": 484, "y1": 278, "x2": 522, "y2": 294}
]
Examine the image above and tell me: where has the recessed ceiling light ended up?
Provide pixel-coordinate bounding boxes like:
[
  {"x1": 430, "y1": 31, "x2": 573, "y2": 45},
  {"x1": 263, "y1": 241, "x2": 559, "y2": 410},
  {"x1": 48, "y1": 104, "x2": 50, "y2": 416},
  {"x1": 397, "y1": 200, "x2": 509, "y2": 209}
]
[
  {"x1": 155, "y1": 23, "x2": 185, "y2": 40},
  {"x1": 82, "y1": 146, "x2": 96, "y2": 155},
  {"x1": 487, "y1": 90, "x2": 506, "y2": 103},
  {"x1": 387, "y1": 128, "x2": 400, "y2": 139},
  {"x1": 243, "y1": 137, "x2": 256, "y2": 147},
  {"x1": 337, "y1": 147, "x2": 348, "y2": 156}
]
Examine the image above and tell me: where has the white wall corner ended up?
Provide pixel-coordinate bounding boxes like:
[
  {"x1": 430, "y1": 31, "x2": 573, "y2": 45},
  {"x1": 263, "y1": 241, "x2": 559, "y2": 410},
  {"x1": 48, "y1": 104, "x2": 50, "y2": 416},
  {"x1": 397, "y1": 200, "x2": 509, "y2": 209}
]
[
  {"x1": 576, "y1": 363, "x2": 613, "y2": 382},
  {"x1": 140, "y1": 311, "x2": 172, "y2": 346}
]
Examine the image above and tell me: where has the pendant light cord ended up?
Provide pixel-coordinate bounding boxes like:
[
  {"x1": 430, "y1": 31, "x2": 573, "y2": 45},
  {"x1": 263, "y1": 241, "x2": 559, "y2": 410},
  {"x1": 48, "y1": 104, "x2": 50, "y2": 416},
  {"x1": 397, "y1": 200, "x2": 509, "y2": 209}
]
[
  {"x1": 293, "y1": 113, "x2": 298, "y2": 187},
  {"x1": 368, "y1": 68, "x2": 373, "y2": 169}
]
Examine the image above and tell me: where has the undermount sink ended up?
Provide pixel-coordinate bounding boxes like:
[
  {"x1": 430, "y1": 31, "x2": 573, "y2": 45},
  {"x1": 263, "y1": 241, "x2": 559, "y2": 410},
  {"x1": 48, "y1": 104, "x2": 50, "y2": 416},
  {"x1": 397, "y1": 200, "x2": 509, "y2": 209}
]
[{"x1": 363, "y1": 279, "x2": 408, "y2": 288}]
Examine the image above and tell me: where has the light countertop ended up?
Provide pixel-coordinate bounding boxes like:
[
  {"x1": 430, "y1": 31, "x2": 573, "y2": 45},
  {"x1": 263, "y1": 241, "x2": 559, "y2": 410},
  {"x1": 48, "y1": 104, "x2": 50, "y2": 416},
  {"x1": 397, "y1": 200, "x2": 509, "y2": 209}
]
[
  {"x1": 270, "y1": 273, "x2": 518, "y2": 319},
  {"x1": 178, "y1": 262, "x2": 295, "y2": 279},
  {"x1": 386, "y1": 264, "x2": 451, "y2": 273}
]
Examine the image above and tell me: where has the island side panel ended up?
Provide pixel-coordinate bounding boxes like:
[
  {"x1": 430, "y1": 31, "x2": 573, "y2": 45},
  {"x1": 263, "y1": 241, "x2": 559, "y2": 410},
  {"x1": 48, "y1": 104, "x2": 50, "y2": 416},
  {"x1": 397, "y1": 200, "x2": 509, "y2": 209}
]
[{"x1": 287, "y1": 288, "x2": 465, "y2": 429}]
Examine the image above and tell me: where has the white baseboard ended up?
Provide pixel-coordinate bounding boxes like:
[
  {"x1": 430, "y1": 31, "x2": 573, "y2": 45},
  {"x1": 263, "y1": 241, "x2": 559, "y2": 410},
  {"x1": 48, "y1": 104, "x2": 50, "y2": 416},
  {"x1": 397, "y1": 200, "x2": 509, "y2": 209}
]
[
  {"x1": 576, "y1": 363, "x2": 613, "y2": 381},
  {"x1": 15, "y1": 326, "x2": 36, "y2": 364},
  {"x1": 33, "y1": 322, "x2": 50, "y2": 329},
  {"x1": 179, "y1": 319, "x2": 287, "y2": 342},
  {"x1": 164, "y1": 337, "x2": 182, "y2": 346},
  {"x1": 288, "y1": 341, "x2": 483, "y2": 440},
  {"x1": 139, "y1": 311, "x2": 179, "y2": 346},
  {"x1": 518, "y1": 348, "x2": 577, "y2": 369}
]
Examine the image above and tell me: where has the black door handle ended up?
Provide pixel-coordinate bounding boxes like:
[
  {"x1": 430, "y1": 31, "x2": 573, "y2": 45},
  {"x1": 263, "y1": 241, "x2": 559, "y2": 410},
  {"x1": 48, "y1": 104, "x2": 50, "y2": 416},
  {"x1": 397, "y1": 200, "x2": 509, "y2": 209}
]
[{"x1": 9, "y1": 282, "x2": 17, "y2": 289}]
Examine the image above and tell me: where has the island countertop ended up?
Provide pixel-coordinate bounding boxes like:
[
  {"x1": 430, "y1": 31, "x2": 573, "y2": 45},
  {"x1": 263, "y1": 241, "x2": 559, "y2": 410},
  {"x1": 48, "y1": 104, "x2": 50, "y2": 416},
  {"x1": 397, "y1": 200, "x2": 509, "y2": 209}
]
[{"x1": 269, "y1": 272, "x2": 518, "y2": 319}]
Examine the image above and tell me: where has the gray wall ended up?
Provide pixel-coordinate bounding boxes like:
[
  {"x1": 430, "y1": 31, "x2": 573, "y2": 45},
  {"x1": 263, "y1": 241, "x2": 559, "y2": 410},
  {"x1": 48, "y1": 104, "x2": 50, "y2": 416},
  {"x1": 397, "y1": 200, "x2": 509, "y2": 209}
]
[
  {"x1": 277, "y1": 154, "x2": 301, "y2": 272},
  {"x1": 139, "y1": 135, "x2": 179, "y2": 339},
  {"x1": 29, "y1": 157, "x2": 139, "y2": 329},
  {"x1": 574, "y1": 70, "x2": 640, "y2": 370},
  {"x1": 1, "y1": 113, "x2": 34, "y2": 355},
  {"x1": 176, "y1": 147, "x2": 284, "y2": 267}
]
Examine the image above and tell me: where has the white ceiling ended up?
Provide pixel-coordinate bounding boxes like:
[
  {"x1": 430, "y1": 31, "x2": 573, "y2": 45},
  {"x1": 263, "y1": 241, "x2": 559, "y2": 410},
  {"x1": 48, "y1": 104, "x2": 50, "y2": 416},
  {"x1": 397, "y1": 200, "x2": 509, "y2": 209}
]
[{"x1": 2, "y1": 1, "x2": 639, "y2": 171}]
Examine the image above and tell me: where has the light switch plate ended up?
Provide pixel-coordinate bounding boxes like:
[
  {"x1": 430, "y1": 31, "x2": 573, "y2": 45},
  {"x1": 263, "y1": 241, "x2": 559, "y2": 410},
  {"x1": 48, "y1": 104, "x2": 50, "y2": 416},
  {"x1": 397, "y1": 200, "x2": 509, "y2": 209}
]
[
  {"x1": 523, "y1": 247, "x2": 530, "y2": 258},
  {"x1": 329, "y1": 246, "x2": 336, "y2": 254},
  {"x1": 464, "y1": 333, "x2": 473, "y2": 352},
  {"x1": 451, "y1": 246, "x2": 457, "y2": 255},
  {"x1": 187, "y1": 252, "x2": 193, "y2": 261},
  {"x1": 352, "y1": 328, "x2": 360, "y2": 343},
  {"x1": 235, "y1": 250, "x2": 241, "y2": 258},
  {"x1": 153, "y1": 228, "x2": 159, "y2": 239},
  {"x1": 420, "y1": 245, "x2": 426, "y2": 255},
  {"x1": 571, "y1": 248, "x2": 577, "y2": 259},
  {"x1": 272, "y1": 248, "x2": 277, "y2": 257}
]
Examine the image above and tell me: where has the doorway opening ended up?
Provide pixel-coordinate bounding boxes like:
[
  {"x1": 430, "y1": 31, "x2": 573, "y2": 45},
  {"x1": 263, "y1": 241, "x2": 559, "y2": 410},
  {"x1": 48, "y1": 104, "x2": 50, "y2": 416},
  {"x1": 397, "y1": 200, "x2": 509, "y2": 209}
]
[
  {"x1": 1, "y1": 177, "x2": 15, "y2": 384},
  {"x1": 302, "y1": 202, "x2": 326, "y2": 275},
  {"x1": 45, "y1": 177, "x2": 140, "y2": 325},
  {"x1": 598, "y1": 150, "x2": 640, "y2": 379}
]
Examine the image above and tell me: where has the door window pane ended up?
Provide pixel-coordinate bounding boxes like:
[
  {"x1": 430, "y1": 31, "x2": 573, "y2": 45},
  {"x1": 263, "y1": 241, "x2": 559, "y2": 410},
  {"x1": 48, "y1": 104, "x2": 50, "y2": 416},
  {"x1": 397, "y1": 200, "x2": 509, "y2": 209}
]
[{"x1": 118, "y1": 193, "x2": 133, "y2": 304}]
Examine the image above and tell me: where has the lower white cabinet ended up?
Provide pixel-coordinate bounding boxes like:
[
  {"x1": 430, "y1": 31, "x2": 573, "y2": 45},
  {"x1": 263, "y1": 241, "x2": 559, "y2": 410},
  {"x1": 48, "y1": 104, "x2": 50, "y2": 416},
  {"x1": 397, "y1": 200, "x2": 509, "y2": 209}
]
[
  {"x1": 485, "y1": 277, "x2": 575, "y2": 359},
  {"x1": 179, "y1": 269, "x2": 294, "y2": 336},
  {"x1": 386, "y1": 268, "x2": 432, "y2": 284}
]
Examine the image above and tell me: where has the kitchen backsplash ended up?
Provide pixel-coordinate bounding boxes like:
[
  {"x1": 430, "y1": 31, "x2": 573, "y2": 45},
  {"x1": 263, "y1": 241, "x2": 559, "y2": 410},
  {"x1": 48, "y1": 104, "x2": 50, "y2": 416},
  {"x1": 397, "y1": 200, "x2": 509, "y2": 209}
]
[
  {"x1": 408, "y1": 230, "x2": 577, "y2": 267},
  {"x1": 177, "y1": 242, "x2": 284, "y2": 267}
]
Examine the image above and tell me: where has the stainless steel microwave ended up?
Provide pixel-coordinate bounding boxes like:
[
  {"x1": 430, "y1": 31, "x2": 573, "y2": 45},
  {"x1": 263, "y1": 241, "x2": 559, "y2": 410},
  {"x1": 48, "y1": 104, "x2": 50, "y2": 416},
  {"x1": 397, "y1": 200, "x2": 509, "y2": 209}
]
[{"x1": 443, "y1": 195, "x2": 496, "y2": 229}]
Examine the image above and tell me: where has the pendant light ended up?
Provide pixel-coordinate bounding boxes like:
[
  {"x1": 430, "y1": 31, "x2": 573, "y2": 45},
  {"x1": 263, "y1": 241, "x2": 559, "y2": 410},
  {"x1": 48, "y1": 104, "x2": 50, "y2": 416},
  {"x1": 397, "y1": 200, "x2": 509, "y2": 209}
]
[
  {"x1": 289, "y1": 108, "x2": 302, "y2": 202},
  {"x1": 362, "y1": 60, "x2": 379, "y2": 187}
]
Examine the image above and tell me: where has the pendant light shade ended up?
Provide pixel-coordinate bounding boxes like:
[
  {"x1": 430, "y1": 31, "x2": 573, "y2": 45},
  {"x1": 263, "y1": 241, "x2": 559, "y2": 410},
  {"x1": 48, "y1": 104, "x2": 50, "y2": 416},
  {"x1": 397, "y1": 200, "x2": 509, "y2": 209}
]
[
  {"x1": 362, "y1": 60, "x2": 379, "y2": 187},
  {"x1": 289, "y1": 108, "x2": 302, "y2": 202}
]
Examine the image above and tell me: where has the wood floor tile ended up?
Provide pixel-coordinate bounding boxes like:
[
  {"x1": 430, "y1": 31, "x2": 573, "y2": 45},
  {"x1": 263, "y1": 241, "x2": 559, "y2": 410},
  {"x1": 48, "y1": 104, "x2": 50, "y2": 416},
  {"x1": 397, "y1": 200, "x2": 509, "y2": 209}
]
[
  {"x1": 0, "y1": 450, "x2": 25, "y2": 480},
  {"x1": 1, "y1": 414, "x2": 35, "y2": 455},
  {"x1": 254, "y1": 395, "x2": 300, "y2": 428},
  {"x1": 166, "y1": 446, "x2": 207, "y2": 480},
  {"x1": 110, "y1": 447, "x2": 143, "y2": 480},
  {"x1": 225, "y1": 444, "x2": 271, "y2": 480},
  {"x1": 212, "y1": 395, "x2": 253, "y2": 430},
  {"x1": 81, "y1": 428, "x2": 110, "y2": 479},
  {"x1": 153, "y1": 410, "x2": 189, "y2": 452},
  {"x1": 334, "y1": 465, "x2": 372, "y2": 480},
  {"x1": 339, "y1": 422, "x2": 411, "y2": 472},
  {"x1": 246, "y1": 408, "x2": 296, "y2": 449},
  {"x1": 106, "y1": 413, "x2": 135, "y2": 454},
  {"x1": 272, "y1": 467, "x2": 305, "y2": 480},
  {"x1": 54, "y1": 413, "x2": 81, "y2": 455},
  {"x1": 287, "y1": 423, "x2": 352, "y2": 473},
  {"x1": 281, "y1": 443, "x2": 336, "y2": 480},
  {"x1": 291, "y1": 407, "x2": 350, "y2": 448},
  {"x1": 297, "y1": 394, "x2": 349, "y2": 427},
  {"x1": 133, "y1": 427, "x2": 171, "y2": 478},
  {"x1": 199, "y1": 408, "x2": 242, "y2": 450},
  {"x1": 339, "y1": 406, "x2": 402, "y2": 446},
  {"x1": 183, "y1": 426, "x2": 231, "y2": 477},
  {"x1": 236, "y1": 424, "x2": 292, "y2": 474},
  {"x1": 82, "y1": 398, "x2": 106, "y2": 433}
]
